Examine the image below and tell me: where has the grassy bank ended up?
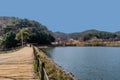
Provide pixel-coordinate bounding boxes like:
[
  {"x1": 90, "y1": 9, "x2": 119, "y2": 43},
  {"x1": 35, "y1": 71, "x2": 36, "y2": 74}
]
[{"x1": 34, "y1": 46, "x2": 76, "y2": 80}]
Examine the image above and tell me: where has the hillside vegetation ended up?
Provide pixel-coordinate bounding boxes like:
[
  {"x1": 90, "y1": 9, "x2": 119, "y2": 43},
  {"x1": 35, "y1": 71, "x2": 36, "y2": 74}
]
[
  {"x1": 54, "y1": 29, "x2": 120, "y2": 41},
  {"x1": 1, "y1": 16, "x2": 120, "y2": 48},
  {"x1": 0, "y1": 16, "x2": 55, "y2": 49}
]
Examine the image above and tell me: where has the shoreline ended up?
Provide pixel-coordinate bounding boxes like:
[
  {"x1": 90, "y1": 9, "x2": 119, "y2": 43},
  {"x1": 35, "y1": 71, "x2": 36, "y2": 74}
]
[
  {"x1": 43, "y1": 52, "x2": 78, "y2": 80},
  {"x1": 50, "y1": 44, "x2": 120, "y2": 47},
  {"x1": 41, "y1": 50, "x2": 78, "y2": 80},
  {"x1": 35, "y1": 46, "x2": 78, "y2": 80}
]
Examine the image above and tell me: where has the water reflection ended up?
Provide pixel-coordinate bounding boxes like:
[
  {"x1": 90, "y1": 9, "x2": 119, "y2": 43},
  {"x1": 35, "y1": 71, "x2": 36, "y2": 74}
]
[{"x1": 45, "y1": 47, "x2": 120, "y2": 80}]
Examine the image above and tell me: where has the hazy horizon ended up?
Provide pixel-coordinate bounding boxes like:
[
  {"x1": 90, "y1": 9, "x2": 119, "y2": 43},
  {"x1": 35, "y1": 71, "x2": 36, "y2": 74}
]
[{"x1": 54, "y1": 29, "x2": 120, "y2": 34}]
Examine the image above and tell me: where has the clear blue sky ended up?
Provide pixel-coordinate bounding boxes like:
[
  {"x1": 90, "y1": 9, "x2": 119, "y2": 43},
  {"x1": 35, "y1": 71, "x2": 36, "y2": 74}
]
[{"x1": 0, "y1": 0, "x2": 120, "y2": 33}]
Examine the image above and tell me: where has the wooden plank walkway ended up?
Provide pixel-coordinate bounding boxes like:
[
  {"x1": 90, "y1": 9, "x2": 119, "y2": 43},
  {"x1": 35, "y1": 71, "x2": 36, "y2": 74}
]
[{"x1": 0, "y1": 47, "x2": 37, "y2": 80}]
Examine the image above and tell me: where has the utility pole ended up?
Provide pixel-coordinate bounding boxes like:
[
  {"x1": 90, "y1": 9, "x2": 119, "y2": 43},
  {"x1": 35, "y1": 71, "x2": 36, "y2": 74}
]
[{"x1": 21, "y1": 29, "x2": 23, "y2": 47}]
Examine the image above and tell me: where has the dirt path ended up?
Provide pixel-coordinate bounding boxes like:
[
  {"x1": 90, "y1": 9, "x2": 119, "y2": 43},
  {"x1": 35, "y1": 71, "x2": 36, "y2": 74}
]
[{"x1": 0, "y1": 47, "x2": 37, "y2": 80}]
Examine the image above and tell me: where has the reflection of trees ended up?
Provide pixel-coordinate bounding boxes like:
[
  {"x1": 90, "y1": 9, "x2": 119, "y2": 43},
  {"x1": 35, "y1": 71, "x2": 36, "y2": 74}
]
[{"x1": 44, "y1": 48, "x2": 55, "y2": 58}]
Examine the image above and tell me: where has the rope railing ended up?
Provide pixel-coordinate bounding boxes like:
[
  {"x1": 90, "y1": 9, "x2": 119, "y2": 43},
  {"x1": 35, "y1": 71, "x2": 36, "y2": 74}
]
[{"x1": 33, "y1": 46, "x2": 49, "y2": 80}]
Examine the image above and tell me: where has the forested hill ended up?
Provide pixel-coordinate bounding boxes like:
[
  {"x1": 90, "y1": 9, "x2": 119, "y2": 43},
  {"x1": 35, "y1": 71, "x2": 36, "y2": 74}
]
[
  {"x1": 0, "y1": 16, "x2": 55, "y2": 49},
  {"x1": 1, "y1": 16, "x2": 120, "y2": 48},
  {"x1": 53, "y1": 29, "x2": 120, "y2": 41},
  {"x1": 0, "y1": 17, "x2": 50, "y2": 35}
]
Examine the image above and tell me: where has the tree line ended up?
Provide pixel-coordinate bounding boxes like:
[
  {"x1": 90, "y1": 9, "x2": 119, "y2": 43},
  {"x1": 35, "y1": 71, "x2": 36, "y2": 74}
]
[
  {"x1": 54, "y1": 30, "x2": 119, "y2": 41},
  {"x1": 0, "y1": 17, "x2": 55, "y2": 49}
]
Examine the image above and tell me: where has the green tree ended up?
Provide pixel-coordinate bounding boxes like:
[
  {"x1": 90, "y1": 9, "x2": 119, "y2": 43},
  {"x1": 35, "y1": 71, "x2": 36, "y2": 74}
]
[
  {"x1": 16, "y1": 28, "x2": 30, "y2": 43},
  {"x1": 28, "y1": 29, "x2": 55, "y2": 44},
  {"x1": 1, "y1": 31, "x2": 17, "y2": 48}
]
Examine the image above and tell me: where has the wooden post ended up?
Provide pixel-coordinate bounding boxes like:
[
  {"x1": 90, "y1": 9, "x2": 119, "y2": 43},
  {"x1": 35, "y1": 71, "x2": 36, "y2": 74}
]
[
  {"x1": 36, "y1": 59, "x2": 38, "y2": 72},
  {"x1": 37, "y1": 55, "x2": 40, "y2": 72},
  {"x1": 41, "y1": 62, "x2": 45, "y2": 80}
]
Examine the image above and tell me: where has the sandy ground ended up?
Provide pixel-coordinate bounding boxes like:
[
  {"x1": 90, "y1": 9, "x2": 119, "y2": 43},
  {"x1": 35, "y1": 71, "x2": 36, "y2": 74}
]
[{"x1": 0, "y1": 47, "x2": 37, "y2": 80}]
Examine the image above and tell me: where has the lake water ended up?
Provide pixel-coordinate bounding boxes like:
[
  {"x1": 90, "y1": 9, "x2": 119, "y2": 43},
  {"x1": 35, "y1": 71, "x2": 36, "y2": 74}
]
[{"x1": 45, "y1": 47, "x2": 120, "y2": 80}]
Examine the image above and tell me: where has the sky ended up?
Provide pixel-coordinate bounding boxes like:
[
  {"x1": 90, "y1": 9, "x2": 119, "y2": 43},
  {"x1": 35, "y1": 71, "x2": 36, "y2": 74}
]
[{"x1": 0, "y1": 0, "x2": 120, "y2": 33}]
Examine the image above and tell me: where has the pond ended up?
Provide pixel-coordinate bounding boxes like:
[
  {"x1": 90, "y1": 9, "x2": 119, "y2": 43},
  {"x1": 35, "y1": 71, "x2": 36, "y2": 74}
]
[{"x1": 45, "y1": 47, "x2": 120, "y2": 80}]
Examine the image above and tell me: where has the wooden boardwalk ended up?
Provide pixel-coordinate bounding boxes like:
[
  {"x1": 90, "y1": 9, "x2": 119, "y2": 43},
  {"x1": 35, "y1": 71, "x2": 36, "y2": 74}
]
[{"x1": 0, "y1": 47, "x2": 37, "y2": 80}]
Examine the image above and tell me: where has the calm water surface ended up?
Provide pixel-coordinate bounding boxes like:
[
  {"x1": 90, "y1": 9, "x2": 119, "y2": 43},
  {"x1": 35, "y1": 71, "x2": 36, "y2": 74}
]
[{"x1": 45, "y1": 47, "x2": 120, "y2": 80}]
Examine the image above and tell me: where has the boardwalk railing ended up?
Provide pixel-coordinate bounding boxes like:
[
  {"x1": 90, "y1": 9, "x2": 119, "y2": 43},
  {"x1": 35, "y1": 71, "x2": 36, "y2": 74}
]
[{"x1": 33, "y1": 47, "x2": 49, "y2": 80}]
